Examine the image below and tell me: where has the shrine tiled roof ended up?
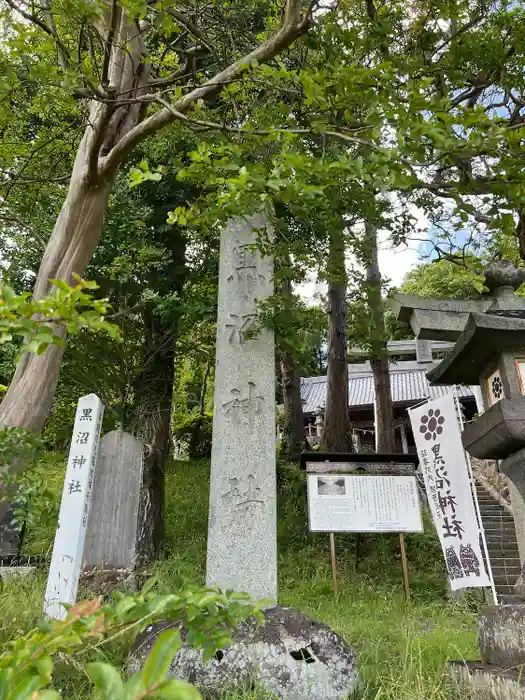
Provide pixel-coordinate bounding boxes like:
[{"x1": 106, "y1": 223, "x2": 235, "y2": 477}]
[{"x1": 300, "y1": 366, "x2": 474, "y2": 414}]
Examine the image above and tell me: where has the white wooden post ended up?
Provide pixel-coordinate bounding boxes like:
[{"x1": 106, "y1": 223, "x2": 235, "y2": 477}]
[
  {"x1": 44, "y1": 394, "x2": 104, "y2": 620},
  {"x1": 399, "y1": 422, "x2": 409, "y2": 454}
]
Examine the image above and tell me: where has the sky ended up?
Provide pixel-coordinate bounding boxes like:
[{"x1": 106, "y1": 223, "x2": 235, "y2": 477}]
[{"x1": 296, "y1": 205, "x2": 429, "y2": 305}]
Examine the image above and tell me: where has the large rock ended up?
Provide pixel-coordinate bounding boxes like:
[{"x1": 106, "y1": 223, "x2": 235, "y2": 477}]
[
  {"x1": 128, "y1": 606, "x2": 358, "y2": 700},
  {"x1": 479, "y1": 604, "x2": 525, "y2": 667}
]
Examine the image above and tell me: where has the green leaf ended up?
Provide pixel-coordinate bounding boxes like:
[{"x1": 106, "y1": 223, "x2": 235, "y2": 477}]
[
  {"x1": 0, "y1": 669, "x2": 13, "y2": 700},
  {"x1": 7, "y1": 673, "x2": 43, "y2": 700},
  {"x1": 33, "y1": 655, "x2": 53, "y2": 679},
  {"x1": 141, "y1": 577, "x2": 158, "y2": 596},
  {"x1": 35, "y1": 692, "x2": 62, "y2": 700},
  {"x1": 49, "y1": 279, "x2": 73, "y2": 293},
  {"x1": 123, "y1": 673, "x2": 145, "y2": 700},
  {"x1": 1, "y1": 286, "x2": 16, "y2": 303},
  {"x1": 86, "y1": 662, "x2": 125, "y2": 699},
  {"x1": 142, "y1": 629, "x2": 182, "y2": 688},
  {"x1": 149, "y1": 679, "x2": 201, "y2": 700}
]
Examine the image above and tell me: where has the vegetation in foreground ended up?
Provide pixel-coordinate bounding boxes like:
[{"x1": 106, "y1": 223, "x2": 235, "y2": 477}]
[{"x1": 3, "y1": 457, "x2": 481, "y2": 699}]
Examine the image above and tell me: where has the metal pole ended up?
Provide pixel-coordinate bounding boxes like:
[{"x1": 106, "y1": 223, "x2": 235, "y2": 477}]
[
  {"x1": 329, "y1": 532, "x2": 338, "y2": 599},
  {"x1": 453, "y1": 386, "x2": 498, "y2": 605}
]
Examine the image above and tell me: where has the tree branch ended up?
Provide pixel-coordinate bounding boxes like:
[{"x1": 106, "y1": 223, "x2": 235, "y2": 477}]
[
  {"x1": 166, "y1": 8, "x2": 218, "y2": 62},
  {"x1": 99, "y1": 0, "x2": 315, "y2": 175},
  {"x1": 4, "y1": 0, "x2": 71, "y2": 67},
  {"x1": 101, "y1": 0, "x2": 120, "y2": 87}
]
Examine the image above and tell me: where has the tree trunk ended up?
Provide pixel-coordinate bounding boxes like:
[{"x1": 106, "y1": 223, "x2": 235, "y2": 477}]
[
  {"x1": 321, "y1": 225, "x2": 351, "y2": 453},
  {"x1": 0, "y1": 169, "x2": 115, "y2": 435},
  {"x1": 365, "y1": 220, "x2": 395, "y2": 453},
  {"x1": 132, "y1": 308, "x2": 176, "y2": 562},
  {"x1": 280, "y1": 350, "x2": 305, "y2": 460}
]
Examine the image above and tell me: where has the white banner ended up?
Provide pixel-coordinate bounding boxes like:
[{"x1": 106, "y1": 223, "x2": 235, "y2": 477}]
[{"x1": 409, "y1": 393, "x2": 491, "y2": 590}]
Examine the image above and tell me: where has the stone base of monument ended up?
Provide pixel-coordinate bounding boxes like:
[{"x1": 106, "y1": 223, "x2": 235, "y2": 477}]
[
  {"x1": 128, "y1": 606, "x2": 358, "y2": 700},
  {"x1": 448, "y1": 661, "x2": 525, "y2": 699},
  {"x1": 448, "y1": 604, "x2": 525, "y2": 699},
  {"x1": 80, "y1": 567, "x2": 138, "y2": 599},
  {"x1": 0, "y1": 566, "x2": 36, "y2": 581}
]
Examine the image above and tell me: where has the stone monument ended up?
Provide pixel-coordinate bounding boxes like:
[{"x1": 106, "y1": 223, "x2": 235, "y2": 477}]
[
  {"x1": 395, "y1": 261, "x2": 525, "y2": 697},
  {"x1": 83, "y1": 430, "x2": 144, "y2": 578},
  {"x1": 206, "y1": 212, "x2": 277, "y2": 602},
  {"x1": 127, "y1": 211, "x2": 359, "y2": 700}
]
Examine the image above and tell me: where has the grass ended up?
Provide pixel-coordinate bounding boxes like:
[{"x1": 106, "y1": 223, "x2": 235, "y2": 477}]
[{"x1": 2, "y1": 456, "x2": 483, "y2": 699}]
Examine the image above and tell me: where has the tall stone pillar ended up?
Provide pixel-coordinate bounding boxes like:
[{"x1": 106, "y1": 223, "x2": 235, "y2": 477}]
[{"x1": 206, "y1": 212, "x2": 277, "y2": 602}]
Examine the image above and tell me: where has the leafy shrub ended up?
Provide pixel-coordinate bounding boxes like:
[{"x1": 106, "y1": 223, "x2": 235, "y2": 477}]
[
  {"x1": 173, "y1": 412, "x2": 213, "y2": 459},
  {"x1": 42, "y1": 397, "x2": 78, "y2": 451},
  {"x1": 0, "y1": 581, "x2": 266, "y2": 699},
  {"x1": 0, "y1": 427, "x2": 60, "y2": 532}
]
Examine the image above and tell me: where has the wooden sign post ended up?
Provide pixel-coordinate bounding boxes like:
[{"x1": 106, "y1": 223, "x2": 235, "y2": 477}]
[
  {"x1": 303, "y1": 453, "x2": 421, "y2": 601},
  {"x1": 329, "y1": 532, "x2": 338, "y2": 599},
  {"x1": 399, "y1": 533, "x2": 410, "y2": 601}
]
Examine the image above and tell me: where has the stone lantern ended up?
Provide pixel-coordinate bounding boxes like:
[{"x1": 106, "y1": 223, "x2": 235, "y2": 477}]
[
  {"x1": 426, "y1": 261, "x2": 525, "y2": 697},
  {"x1": 428, "y1": 261, "x2": 525, "y2": 460}
]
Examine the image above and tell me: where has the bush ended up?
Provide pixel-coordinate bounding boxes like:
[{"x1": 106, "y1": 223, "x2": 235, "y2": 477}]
[
  {"x1": 0, "y1": 581, "x2": 265, "y2": 700},
  {"x1": 173, "y1": 412, "x2": 213, "y2": 459}
]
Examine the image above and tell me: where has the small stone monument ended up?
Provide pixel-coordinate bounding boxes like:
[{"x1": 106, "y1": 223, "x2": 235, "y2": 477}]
[
  {"x1": 0, "y1": 505, "x2": 23, "y2": 561},
  {"x1": 416, "y1": 261, "x2": 525, "y2": 697},
  {"x1": 206, "y1": 211, "x2": 277, "y2": 601},
  {"x1": 44, "y1": 394, "x2": 104, "y2": 620},
  {"x1": 83, "y1": 430, "x2": 144, "y2": 580}
]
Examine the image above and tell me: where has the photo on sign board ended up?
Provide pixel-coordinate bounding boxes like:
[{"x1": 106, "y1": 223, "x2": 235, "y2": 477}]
[{"x1": 317, "y1": 476, "x2": 346, "y2": 496}]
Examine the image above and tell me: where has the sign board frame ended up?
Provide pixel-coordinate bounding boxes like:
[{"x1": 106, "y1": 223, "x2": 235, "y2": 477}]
[
  {"x1": 307, "y1": 473, "x2": 423, "y2": 534},
  {"x1": 301, "y1": 452, "x2": 421, "y2": 601}
]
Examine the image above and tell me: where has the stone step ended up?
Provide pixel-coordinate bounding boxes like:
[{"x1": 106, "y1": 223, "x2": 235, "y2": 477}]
[
  {"x1": 489, "y1": 561, "x2": 521, "y2": 571},
  {"x1": 487, "y1": 555, "x2": 520, "y2": 563},
  {"x1": 448, "y1": 660, "x2": 525, "y2": 700},
  {"x1": 480, "y1": 509, "x2": 514, "y2": 515},
  {"x1": 485, "y1": 535, "x2": 518, "y2": 544},
  {"x1": 479, "y1": 509, "x2": 512, "y2": 515},
  {"x1": 495, "y1": 582, "x2": 517, "y2": 591},
  {"x1": 488, "y1": 560, "x2": 520, "y2": 569},
  {"x1": 480, "y1": 605, "x2": 525, "y2": 666},
  {"x1": 492, "y1": 572, "x2": 519, "y2": 590}
]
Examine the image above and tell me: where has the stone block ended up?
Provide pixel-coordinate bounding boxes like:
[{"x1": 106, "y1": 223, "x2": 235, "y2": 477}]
[
  {"x1": 128, "y1": 606, "x2": 358, "y2": 700},
  {"x1": 0, "y1": 566, "x2": 36, "y2": 580},
  {"x1": 83, "y1": 430, "x2": 144, "y2": 571},
  {"x1": 479, "y1": 605, "x2": 525, "y2": 667},
  {"x1": 462, "y1": 398, "x2": 525, "y2": 459},
  {"x1": 448, "y1": 661, "x2": 525, "y2": 700}
]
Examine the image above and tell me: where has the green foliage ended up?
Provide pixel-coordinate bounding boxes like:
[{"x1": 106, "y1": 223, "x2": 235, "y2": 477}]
[
  {"x1": 0, "y1": 583, "x2": 266, "y2": 700},
  {"x1": 42, "y1": 397, "x2": 79, "y2": 452},
  {"x1": 400, "y1": 260, "x2": 485, "y2": 300},
  {"x1": 173, "y1": 412, "x2": 213, "y2": 460},
  {"x1": 0, "y1": 428, "x2": 57, "y2": 531},
  {"x1": 0, "y1": 278, "x2": 118, "y2": 359}
]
